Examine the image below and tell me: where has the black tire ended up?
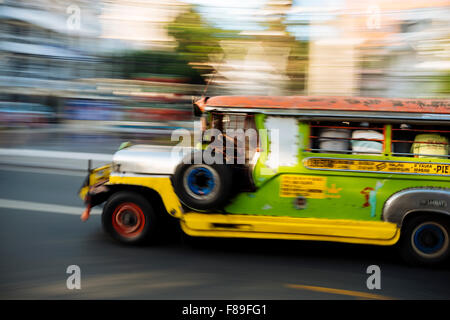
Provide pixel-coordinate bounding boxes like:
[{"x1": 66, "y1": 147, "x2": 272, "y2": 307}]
[
  {"x1": 172, "y1": 153, "x2": 233, "y2": 211},
  {"x1": 102, "y1": 191, "x2": 158, "y2": 245},
  {"x1": 399, "y1": 215, "x2": 450, "y2": 266}
]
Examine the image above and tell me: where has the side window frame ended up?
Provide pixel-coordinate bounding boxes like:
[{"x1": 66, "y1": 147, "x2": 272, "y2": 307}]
[{"x1": 304, "y1": 120, "x2": 388, "y2": 157}]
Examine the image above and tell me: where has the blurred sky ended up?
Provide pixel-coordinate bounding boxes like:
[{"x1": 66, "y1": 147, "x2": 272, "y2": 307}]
[
  {"x1": 181, "y1": 0, "x2": 343, "y2": 39},
  {"x1": 180, "y1": 0, "x2": 268, "y2": 30}
]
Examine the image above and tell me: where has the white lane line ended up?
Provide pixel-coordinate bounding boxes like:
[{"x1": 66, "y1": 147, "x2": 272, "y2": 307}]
[
  {"x1": 0, "y1": 198, "x2": 102, "y2": 215},
  {"x1": 0, "y1": 164, "x2": 87, "y2": 176},
  {"x1": 0, "y1": 148, "x2": 113, "y2": 161}
]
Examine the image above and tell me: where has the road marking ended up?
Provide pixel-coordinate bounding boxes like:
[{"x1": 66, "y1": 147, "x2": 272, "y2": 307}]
[
  {"x1": 285, "y1": 284, "x2": 394, "y2": 300},
  {"x1": 0, "y1": 198, "x2": 102, "y2": 215},
  {"x1": 0, "y1": 148, "x2": 113, "y2": 161},
  {"x1": 0, "y1": 164, "x2": 87, "y2": 176}
]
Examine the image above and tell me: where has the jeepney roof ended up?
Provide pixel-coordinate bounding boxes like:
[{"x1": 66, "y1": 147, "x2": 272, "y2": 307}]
[
  {"x1": 203, "y1": 96, "x2": 450, "y2": 114},
  {"x1": 194, "y1": 96, "x2": 450, "y2": 122}
]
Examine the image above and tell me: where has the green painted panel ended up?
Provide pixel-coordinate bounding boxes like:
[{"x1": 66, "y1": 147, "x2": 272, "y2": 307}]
[
  {"x1": 226, "y1": 119, "x2": 449, "y2": 220},
  {"x1": 225, "y1": 173, "x2": 449, "y2": 221}
]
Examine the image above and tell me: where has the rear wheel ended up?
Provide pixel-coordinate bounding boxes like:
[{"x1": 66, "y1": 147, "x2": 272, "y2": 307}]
[
  {"x1": 399, "y1": 215, "x2": 450, "y2": 266},
  {"x1": 102, "y1": 191, "x2": 158, "y2": 245}
]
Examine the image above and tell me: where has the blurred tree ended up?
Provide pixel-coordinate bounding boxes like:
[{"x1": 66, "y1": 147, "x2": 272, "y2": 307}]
[
  {"x1": 437, "y1": 72, "x2": 450, "y2": 95},
  {"x1": 284, "y1": 35, "x2": 309, "y2": 93},
  {"x1": 258, "y1": 0, "x2": 309, "y2": 93},
  {"x1": 112, "y1": 50, "x2": 205, "y2": 84},
  {"x1": 168, "y1": 5, "x2": 238, "y2": 78}
]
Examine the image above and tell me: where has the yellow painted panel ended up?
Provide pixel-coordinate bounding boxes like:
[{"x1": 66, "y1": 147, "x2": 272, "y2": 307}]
[
  {"x1": 108, "y1": 175, "x2": 183, "y2": 217},
  {"x1": 181, "y1": 221, "x2": 400, "y2": 246},
  {"x1": 79, "y1": 186, "x2": 89, "y2": 201},
  {"x1": 181, "y1": 213, "x2": 400, "y2": 244},
  {"x1": 78, "y1": 165, "x2": 111, "y2": 201},
  {"x1": 280, "y1": 175, "x2": 327, "y2": 198}
]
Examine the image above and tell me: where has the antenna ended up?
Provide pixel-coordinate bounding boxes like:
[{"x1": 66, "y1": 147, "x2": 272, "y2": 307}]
[
  {"x1": 202, "y1": 70, "x2": 215, "y2": 97},
  {"x1": 202, "y1": 52, "x2": 226, "y2": 98}
]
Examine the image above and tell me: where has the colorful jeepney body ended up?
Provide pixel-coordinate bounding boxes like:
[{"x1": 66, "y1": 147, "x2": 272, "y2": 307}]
[{"x1": 79, "y1": 96, "x2": 450, "y2": 265}]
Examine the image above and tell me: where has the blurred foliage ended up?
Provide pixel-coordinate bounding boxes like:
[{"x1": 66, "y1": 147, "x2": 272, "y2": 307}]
[
  {"x1": 106, "y1": 4, "x2": 310, "y2": 92},
  {"x1": 111, "y1": 50, "x2": 205, "y2": 84},
  {"x1": 437, "y1": 72, "x2": 450, "y2": 94},
  {"x1": 168, "y1": 5, "x2": 239, "y2": 76},
  {"x1": 105, "y1": 5, "x2": 241, "y2": 86},
  {"x1": 285, "y1": 39, "x2": 309, "y2": 93}
]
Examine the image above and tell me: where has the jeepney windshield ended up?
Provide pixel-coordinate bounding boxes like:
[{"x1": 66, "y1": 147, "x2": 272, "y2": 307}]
[{"x1": 203, "y1": 112, "x2": 259, "y2": 164}]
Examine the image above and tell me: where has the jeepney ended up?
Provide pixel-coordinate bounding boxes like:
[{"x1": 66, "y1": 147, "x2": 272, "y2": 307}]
[{"x1": 79, "y1": 96, "x2": 450, "y2": 266}]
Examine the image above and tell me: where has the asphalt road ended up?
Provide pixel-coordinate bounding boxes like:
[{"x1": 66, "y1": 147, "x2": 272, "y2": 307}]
[{"x1": 1, "y1": 166, "x2": 450, "y2": 300}]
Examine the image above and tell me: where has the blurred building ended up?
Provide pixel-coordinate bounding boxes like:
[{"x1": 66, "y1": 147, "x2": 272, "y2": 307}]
[
  {"x1": 213, "y1": 40, "x2": 291, "y2": 96},
  {"x1": 210, "y1": 0, "x2": 308, "y2": 96},
  {"x1": 300, "y1": 0, "x2": 450, "y2": 98},
  {"x1": 0, "y1": 0, "x2": 112, "y2": 112},
  {"x1": 364, "y1": 5, "x2": 450, "y2": 98},
  {"x1": 99, "y1": 0, "x2": 187, "y2": 51},
  {"x1": 308, "y1": 37, "x2": 362, "y2": 96},
  {"x1": 1, "y1": 0, "x2": 447, "y2": 114}
]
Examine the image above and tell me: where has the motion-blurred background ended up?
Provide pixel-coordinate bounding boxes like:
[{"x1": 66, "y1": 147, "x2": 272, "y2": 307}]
[
  {"x1": 1, "y1": 1, "x2": 450, "y2": 300},
  {"x1": 0, "y1": 0, "x2": 449, "y2": 145}
]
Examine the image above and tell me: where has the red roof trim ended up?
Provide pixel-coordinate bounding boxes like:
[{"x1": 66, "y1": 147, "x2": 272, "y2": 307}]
[{"x1": 205, "y1": 96, "x2": 450, "y2": 114}]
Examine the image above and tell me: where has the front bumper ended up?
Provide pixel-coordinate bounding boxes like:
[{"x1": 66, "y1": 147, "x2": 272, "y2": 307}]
[{"x1": 78, "y1": 164, "x2": 111, "y2": 221}]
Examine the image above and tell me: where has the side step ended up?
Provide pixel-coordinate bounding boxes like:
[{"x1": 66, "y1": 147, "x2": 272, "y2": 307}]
[{"x1": 181, "y1": 213, "x2": 400, "y2": 246}]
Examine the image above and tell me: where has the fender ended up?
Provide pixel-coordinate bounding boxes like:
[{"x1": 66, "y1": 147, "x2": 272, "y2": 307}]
[{"x1": 382, "y1": 188, "x2": 450, "y2": 227}]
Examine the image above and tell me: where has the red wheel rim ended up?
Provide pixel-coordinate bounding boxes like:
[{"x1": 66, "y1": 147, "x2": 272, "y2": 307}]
[{"x1": 112, "y1": 202, "x2": 145, "y2": 238}]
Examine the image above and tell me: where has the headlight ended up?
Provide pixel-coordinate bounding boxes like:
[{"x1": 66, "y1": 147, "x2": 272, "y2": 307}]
[{"x1": 112, "y1": 162, "x2": 121, "y2": 172}]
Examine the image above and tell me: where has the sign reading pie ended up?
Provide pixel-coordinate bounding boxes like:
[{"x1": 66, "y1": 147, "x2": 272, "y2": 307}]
[{"x1": 304, "y1": 158, "x2": 450, "y2": 176}]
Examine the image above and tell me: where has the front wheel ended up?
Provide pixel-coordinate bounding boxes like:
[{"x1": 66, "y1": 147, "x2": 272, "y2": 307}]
[
  {"x1": 102, "y1": 191, "x2": 158, "y2": 245},
  {"x1": 399, "y1": 215, "x2": 450, "y2": 266}
]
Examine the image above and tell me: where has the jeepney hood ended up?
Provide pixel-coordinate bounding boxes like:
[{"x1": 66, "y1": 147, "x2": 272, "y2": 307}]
[{"x1": 112, "y1": 144, "x2": 192, "y2": 175}]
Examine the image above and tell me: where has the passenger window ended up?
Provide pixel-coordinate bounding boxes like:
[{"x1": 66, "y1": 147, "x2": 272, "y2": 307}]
[
  {"x1": 391, "y1": 124, "x2": 449, "y2": 159},
  {"x1": 206, "y1": 113, "x2": 259, "y2": 164},
  {"x1": 222, "y1": 114, "x2": 246, "y2": 131},
  {"x1": 308, "y1": 121, "x2": 385, "y2": 155},
  {"x1": 225, "y1": 114, "x2": 258, "y2": 164}
]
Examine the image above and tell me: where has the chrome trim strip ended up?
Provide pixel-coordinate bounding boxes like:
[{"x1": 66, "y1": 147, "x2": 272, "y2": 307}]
[
  {"x1": 204, "y1": 107, "x2": 450, "y2": 122},
  {"x1": 308, "y1": 150, "x2": 450, "y2": 158},
  {"x1": 392, "y1": 152, "x2": 450, "y2": 159},
  {"x1": 308, "y1": 148, "x2": 383, "y2": 155},
  {"x1": 110, "y1": 173, "x2": 171, "y2": 178}
]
